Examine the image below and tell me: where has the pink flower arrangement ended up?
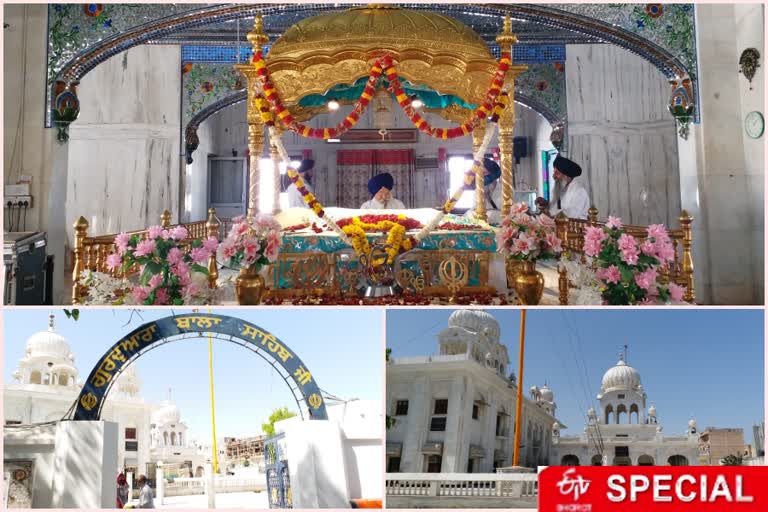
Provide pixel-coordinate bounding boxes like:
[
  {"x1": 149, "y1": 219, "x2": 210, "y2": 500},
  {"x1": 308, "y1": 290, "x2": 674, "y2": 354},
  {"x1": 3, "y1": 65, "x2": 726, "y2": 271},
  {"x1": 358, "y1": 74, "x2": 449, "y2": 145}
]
[
  {"x1": 108, "y1": 225, "x2": 218, "y2": 305},
  {"x1": 584, "y1": 217, "x2": 686, "y2": 305},
  {"x1": 496, "y1": 203, "x2": 562, "y2": 261},
  {"x1": 217, "y1": 214, "x2": 283, "y2": 271}
]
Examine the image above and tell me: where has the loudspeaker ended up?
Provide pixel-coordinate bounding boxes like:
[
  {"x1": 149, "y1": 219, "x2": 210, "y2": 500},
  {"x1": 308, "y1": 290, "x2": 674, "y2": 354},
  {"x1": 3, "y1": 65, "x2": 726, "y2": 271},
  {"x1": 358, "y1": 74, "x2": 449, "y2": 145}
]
[{"x1": 513, "y1": 137, "x2": 528, "y2": 164}]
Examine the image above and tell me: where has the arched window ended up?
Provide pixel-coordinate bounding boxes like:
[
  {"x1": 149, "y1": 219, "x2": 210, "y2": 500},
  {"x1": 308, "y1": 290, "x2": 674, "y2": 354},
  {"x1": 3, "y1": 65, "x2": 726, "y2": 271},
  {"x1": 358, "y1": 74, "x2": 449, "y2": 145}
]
[
  {"x1": 163, "y1": 432, "x2": 169, "y2": 446},
  {"x1": 561, "y1": 455, "x2": 580, "y2": 466},
  {"x1": 605, "y1": 405, "x2": 614, "y2": 424},
  {"x1": 629, "y1": 404, "x2": 639, "y2": 424},
  {"x1": 171, "y1": 432, "x2": 177, "y2": 446},
  {"x1": 178, "y1": 432, "x2": 183, "y2": 446},
  {"x1": 43, "y1": 373, "x2": 51, "y2": 385},
  {"x1": 59, "y1": 374, "x2": 69, "y2": 386},
  {"x1": 52, "y1": 374, "x2": 58, "y2": 385},
  {"x1": 591, "y1": 454, "x2": 603, "y2": 466},
  {"x1": 638, "y1": 454, "x2": 654, "y2": 466},
  {"x1": 30, "y1": 371, "x2": 41, "y2": 384},
  {"x1": 668, "y1": 455, "x2": 688, "y2": 466},
  {"x1": 616, "y1": 404, "x2": 627, "y2": 424}
]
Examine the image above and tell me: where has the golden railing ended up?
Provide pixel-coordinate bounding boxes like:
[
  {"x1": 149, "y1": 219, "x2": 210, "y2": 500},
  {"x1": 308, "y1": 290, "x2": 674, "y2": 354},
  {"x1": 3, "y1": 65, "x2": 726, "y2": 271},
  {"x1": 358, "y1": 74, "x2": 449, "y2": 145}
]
[
  {"x1": 553, "y1": 207, "x2": 695, "y2": 305},
  {"x1": 71, "y1": 209, "x2": 225, "y2": 304}
]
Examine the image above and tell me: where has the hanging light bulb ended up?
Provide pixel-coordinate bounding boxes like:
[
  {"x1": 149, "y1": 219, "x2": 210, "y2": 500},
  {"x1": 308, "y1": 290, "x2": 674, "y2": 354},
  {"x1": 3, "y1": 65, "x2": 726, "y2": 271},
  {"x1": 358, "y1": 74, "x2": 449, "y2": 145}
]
[
  {"x1": 327, "y1": 99, "x2": 340, "y2": 111},
  {"x1": 411, "y1": 96, "x2": 424, "y2": 109}
]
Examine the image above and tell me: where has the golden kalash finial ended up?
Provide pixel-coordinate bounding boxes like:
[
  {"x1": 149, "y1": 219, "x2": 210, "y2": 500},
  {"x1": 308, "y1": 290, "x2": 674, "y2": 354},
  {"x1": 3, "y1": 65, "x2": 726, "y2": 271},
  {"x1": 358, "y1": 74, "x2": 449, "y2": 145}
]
[
  {"x1": 495, "y1": 14, "x2": 518, "y2": 48},
  {"x1": 247, "y1": 15, "x2": 269, "y2": 51}
]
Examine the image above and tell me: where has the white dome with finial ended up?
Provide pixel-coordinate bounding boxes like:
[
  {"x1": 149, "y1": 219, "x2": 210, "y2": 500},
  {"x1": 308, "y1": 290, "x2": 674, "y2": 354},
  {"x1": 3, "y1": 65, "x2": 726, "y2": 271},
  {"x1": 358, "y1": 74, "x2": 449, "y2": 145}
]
[
  {"x1": 115, "y1": 364, "x2": 142, "y2": 397},
  {"x1": 688, "y1": 419, "x2": 697, "y2": 429},
  {"x1": 601, "y1": 354, "x2": 642, "y2": 392},
  {"x1": 540, "y1": 384, "x2": 554, "y2": 402},
  {"x1": 447, "y1": 310, "x2": 500, "y2": 344},
  {"x1": 25, "y1": 314, "x2": 73, "y2": 361},
  {"x1": 152, "y1": 400, "x2": 181, "y2": 426},
  {"x1": 648, "y1": 404, "x2": 657, "y2": 417}
]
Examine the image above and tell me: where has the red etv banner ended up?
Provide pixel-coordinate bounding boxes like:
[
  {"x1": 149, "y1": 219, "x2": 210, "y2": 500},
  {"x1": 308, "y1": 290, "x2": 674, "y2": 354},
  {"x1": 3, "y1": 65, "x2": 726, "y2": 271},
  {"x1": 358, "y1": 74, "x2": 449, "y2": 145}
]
[{"x1": 539, "y1": 466, "x2": 768, "y2": 512}]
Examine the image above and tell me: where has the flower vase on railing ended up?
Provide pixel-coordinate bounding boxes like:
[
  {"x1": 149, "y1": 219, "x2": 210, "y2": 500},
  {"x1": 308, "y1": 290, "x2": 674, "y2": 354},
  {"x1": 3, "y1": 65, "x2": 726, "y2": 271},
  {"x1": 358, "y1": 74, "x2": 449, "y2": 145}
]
[
  {"x1": 583, "y1": 217, "x2": 686, "y2": 305},
  {"x1": 104, "y1": 225, "x2": 219, "y2": 305},
  {"x1": 496, "y1": 203, "x2": 562, "y2": 305},
  {"x1": 217, "y1": 215, "x2": 282, "y2": 305}
]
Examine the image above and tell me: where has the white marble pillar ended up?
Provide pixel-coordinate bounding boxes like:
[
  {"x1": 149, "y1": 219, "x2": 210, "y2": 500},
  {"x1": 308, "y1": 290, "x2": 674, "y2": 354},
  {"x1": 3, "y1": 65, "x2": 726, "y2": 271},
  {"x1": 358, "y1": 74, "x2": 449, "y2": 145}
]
[
  {"x1": 156, "y1": 466, "x2": 164, "y2": 505},
  {"x1": 401, "y1": 376, "x2": 429, "y2": 472},
  {"x1": 442, "y1": 376, "x2": 468, "y2": 472},
  {"x1": 204, "y1": 463, "x2": 215, "y2": 508},
  {"x1": 481, "y1": 395, "x2": 498, "y2": 472},
  {"x1": 685, "y1": 4, "x2": 765, "y2": 304}
]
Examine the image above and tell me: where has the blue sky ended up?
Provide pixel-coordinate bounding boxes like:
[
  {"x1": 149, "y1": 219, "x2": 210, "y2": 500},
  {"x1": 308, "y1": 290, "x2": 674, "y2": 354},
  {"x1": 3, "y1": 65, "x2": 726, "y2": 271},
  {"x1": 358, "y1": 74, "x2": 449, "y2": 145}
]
[
  {"x1": 4, "y1": 308, "x2": 383, "y2": 440},
  {"x1": 387, "y1": 308, "x2": 765, "y2": 445}
]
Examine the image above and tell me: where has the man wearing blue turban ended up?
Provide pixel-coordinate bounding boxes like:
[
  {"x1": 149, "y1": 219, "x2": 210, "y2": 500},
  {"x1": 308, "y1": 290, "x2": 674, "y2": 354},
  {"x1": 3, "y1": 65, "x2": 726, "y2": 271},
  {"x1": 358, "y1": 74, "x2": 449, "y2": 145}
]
[
  {"x1": 467, "y1": 158, "x2": 503, "y2": 223},
  {"x1": 361, "y1": 172, "x2": 406, "y2": 210},
  {"x1": 287, "y1": 159, "x2": 316, "y2": 209}
]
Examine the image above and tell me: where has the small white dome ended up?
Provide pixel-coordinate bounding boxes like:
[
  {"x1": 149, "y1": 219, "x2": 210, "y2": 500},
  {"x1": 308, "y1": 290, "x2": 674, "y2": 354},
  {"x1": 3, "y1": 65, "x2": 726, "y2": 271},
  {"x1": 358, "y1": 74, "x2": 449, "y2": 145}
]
[
  {"x1": 540, "y1": 384, "x2": 554, "y2": 402},
  {"x1": 25, "y1": 315, "x2": 73, "y2": 361},
  {"x1": 447, "y1": 310, "x2": 500, "y2": 343},
  {"x1": 601, "y1": 355, "x2": 642, "y2": 392},
  {"x1": 587, "y1": 407, "x2": 597, "y2": 419},
  {"x1": 688, "y1": 419, "x2": 697, "y2": 429},
  {"x1": 552, "y1": 422, "x2": 561, "y2": 430},
  {"x1": 116, "y1": 364, "x2": 141, "y2": 396},
  {"x1": 152, "y1": 400, "x2": 181, "y2": 426},
  {"x1": 648, "y1": 405, "x2": 657, "y2": 417}
]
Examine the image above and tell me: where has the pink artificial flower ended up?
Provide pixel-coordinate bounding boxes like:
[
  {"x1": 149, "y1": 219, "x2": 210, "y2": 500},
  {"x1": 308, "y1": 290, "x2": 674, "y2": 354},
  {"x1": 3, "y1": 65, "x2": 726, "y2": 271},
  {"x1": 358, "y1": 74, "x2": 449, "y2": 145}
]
[
  {"x1": 170, "y1": 225, "x2": 189, "y2": 241},
  {"x1": 513, "y1": 233, "x2": 535, "y2": 255},
  {"x1": 133, "y1": 239, "x2": 156, "y2": 258},
  {"x1": 545, "y1": 232, "x2": 562, "y2": 253},
  {"x1": 184, "y1": 283, "x2": 201, "y2": 298},
  {"x1": 106, "y1": 253, "x2": 122, "y2": 271},
  {"x1": 606, "y1": 216, "x2": 623, "y2": 230},
  {"x1": 243, "y1": 238, "x2": 259, "y2": 257},
  {"x1": 618, "y1": 233, "x2": 640, "y2": 265},
  {"x1": 668, "y1": 283, "x2": 685, "y2": 302},
  {"x1": 513, "y1": 213, "x2": 532, "y2": 226},
  {"x1": 220, "y1": 241, "x2": 237, "y2": 261},
  {"x1": 173, "y1": 261, "x2": 190, "y2": 277},
  {"x1": 647, "y1": 224, "x2": 668, "y2": 242},
  {"x1": 154, "y1": 287, "x2": 170, "y2": 305},
  {"x1": 537, "y1": 214, "x2": 556, "y2": 229},
  {"x1": 148, "y1": 225, "x2": 164, "y2": 240},
  {"x1": 640, "y1": 239, "x2": 657, "y2": 257},
  {"x1": 235, "y1": 222, "x2": 250, "y2": 236},
  {"x1": 634, "y1": 268, "x2": 658, "y2": 290},
  {"x1": 232, "y1": 215, "x2": 245, "y2": 223},
  {"x1": 148, "y1": 273, "x2": 163, "y2": 290},
  {"x1": 265, "y1": 235, "x2": 281, "y2": 262},
  {"x1": 178, "y1": 272, "x2": 192, "y2": 287},
  {"x1": 167, "y1": 247, "x2": 184, "y2": 266},
  {"x1": 599, "y1": 265, "x2": 622, "y2": 284},
  {"x1": 584, "y1": 226, "x2": 607, "y2": 257},
  {"x1": 203, "y1": 237, "x2": 219, "y2": 253},
  {"x1": 131, "y1": 286, "x2": 150, "y2": 303},
  {"x1": 160, "y1": 230, "x2": 172, "y2": 240},
  {"x1": 190, "y1": 247, "x2": 211, "y2": 263},
  {"x1": 115, "y1": 233, "x2": 131, "y2": 254},
  {"x1": 512, "y1": 202, "x2": 529, "y2": 215},
  {"x1": 655, "y1": 239, "x2": 676, "y2": 263}
]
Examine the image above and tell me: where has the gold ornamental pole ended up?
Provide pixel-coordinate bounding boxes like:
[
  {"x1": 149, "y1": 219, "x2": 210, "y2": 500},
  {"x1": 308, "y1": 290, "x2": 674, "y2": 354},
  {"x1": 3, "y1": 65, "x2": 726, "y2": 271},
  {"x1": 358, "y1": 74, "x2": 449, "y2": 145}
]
[
  {"x1": 472, "y1": 120, "x2": 487, "y2": 221},
  {"x1": 236, "y1": 16, "x2": 269, "y2": 218},
  {"x1": 270, "y1": 127, "x2": 282, "y2": 215},
  {"x1": 513, "y1": 309, "x2": 527, "y2": 467},
  {"x1": 496, "y1": 15, "x2": 519, "y2": 217}
]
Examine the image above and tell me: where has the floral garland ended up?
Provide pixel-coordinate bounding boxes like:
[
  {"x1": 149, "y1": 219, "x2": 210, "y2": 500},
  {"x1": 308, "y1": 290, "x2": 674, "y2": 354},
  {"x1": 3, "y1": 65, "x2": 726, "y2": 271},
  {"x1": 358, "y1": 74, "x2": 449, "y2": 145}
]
[
  {"x1": 336, "y1": 214, "x2": 422, "y2": 231},
  {"x1": 252, "y1": 50, "x2": 512, "y2": 140},
  {"x1": 381, "y1": 54, "x2": 512, "y2": 138},
  {"x1": 253, "y1": 51, "x2": 382, "y2": 138}
]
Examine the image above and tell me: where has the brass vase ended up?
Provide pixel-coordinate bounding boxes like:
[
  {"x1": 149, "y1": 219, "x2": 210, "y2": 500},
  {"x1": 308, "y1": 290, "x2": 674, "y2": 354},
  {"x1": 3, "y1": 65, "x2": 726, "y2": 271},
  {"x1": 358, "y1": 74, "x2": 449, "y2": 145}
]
[
  {"x1": 513, "y1": 260, "x2": 544, "y2": 305},
  {"x1": 235, "y1": 266, "x2": 265, "y2": 305}
]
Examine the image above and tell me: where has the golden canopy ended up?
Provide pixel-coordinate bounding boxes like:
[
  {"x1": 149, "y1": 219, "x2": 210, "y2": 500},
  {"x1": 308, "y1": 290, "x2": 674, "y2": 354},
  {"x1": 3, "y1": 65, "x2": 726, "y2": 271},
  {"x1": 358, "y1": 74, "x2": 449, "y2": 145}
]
[{"x1": 264, "y1": 4, "x2": 524, "y2": 106}]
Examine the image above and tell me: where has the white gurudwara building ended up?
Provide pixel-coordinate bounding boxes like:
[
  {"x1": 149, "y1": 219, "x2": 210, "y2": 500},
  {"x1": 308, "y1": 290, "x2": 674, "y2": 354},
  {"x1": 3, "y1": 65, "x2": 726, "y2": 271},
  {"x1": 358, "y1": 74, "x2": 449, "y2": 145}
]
[
  {"x1": 552, "y1": 355, "x2": 700, "y2": 467},
  {"x1": 386, "y1": 310, "x2": 560, "y2": 473},
  {"x1": 3, "y1": 315, "x2": 209, "y2": 480}
]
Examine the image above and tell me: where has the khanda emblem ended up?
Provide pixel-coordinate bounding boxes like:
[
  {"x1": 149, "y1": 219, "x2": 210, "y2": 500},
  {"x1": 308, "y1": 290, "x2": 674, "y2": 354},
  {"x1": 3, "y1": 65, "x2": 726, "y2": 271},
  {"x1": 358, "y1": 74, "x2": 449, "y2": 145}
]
[
  {"x1": 308, "y1": 393, "x2": 323, "y2": 409},
  {"x1": 79, "y1": 392, "x2": 98, "y2": 411},
  {"x1": 439, "y1": 256, "x2": 469, "y2": 303},
  {"x1": 52, "y1": 80, "x2": 81, "y2": 143}
]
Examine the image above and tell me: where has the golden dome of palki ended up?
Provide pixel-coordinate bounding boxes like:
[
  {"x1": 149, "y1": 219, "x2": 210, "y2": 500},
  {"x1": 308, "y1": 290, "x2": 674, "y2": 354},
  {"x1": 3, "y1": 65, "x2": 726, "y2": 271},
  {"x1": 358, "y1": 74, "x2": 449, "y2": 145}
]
[{"x1": 264, "y1": 5, "x2": 525, "y2": 106}]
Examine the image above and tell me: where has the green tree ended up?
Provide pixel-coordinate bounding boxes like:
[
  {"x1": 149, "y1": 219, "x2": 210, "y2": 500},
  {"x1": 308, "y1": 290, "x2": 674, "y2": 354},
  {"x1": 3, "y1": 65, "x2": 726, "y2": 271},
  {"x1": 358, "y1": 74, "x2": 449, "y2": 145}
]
[
  {"x1": 262, "y1": 406, "x2": 297, "y2": 437},
  {"x1": 721, "y1": 454, "x2": 743, "y2": 466}
]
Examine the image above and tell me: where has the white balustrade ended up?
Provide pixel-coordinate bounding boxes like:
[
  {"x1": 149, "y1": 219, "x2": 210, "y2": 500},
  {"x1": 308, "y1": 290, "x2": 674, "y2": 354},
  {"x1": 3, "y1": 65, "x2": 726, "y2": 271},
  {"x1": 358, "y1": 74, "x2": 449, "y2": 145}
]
[{"x1": 385, "y1": 473, "x2": 538, "y2": 499}]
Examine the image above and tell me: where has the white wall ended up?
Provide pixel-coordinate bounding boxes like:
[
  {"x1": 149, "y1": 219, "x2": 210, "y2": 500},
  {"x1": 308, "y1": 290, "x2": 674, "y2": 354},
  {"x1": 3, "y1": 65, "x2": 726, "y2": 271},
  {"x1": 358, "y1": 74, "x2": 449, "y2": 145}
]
[
  {"x1": 66, "y1": 44, "x2": 181, "y2": 244},
  {"x1": 565, "y1": 44, "x2": 681, "y2": 226}
]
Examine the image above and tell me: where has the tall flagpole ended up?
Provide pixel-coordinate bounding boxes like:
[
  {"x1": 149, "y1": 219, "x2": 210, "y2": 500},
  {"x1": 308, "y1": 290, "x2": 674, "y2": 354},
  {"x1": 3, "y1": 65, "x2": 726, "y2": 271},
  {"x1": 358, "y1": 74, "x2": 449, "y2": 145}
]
[
  {"x1": 208, "y1": 308, "x2": 219, "y2": 474},
  {"x1": 513, "y1": 309, "x2": 527, "y2": 467}
]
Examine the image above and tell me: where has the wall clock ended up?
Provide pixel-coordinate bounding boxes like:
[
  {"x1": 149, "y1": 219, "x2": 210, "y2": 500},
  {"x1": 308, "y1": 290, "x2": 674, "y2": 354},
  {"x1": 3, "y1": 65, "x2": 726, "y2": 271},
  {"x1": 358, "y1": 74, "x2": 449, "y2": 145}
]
[{"x1": 745, "y1": 111, "x2": 764, "y2": 139}]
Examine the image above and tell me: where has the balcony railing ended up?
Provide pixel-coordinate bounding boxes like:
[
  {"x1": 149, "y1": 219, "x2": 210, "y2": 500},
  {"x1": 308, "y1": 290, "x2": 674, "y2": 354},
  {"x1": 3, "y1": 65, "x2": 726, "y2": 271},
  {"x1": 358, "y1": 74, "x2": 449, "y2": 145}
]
[{"x1": 385, "y1": 472, "x2": 538, "y2": 498}]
